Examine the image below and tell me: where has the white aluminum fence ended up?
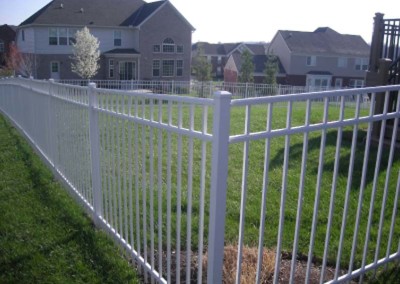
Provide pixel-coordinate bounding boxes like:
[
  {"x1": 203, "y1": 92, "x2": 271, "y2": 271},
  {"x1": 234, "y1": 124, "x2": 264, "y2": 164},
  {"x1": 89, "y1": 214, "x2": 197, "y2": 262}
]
[{"x1": 0, "y1": 77, "x2": 399, "y2": 283}]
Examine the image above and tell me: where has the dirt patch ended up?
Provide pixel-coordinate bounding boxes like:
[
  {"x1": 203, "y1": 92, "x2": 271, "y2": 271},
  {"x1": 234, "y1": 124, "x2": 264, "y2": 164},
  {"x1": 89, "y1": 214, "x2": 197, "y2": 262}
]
[{"x1": 134, "y1": 246, "x2": 352, "y2": 283}]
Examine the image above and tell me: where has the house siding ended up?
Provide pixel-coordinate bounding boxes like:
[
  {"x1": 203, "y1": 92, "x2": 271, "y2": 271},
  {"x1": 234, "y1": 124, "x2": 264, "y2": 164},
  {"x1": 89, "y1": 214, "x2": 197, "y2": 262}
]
[
  {"x1": 138, "y1": 3, "x2": 192, "y2": 81},
  {"x1": 268, "y1": 32, "x2": 292, "y2": 73},
  {"x1": 34, "y1": 54, "x2": 106, "y2": 80},
  {"x1": 29, "y1": 26, "x2": 139, "y2": 54},
  {"x1": 17, "y1": 27, "x2": 35, "y2": 53}
]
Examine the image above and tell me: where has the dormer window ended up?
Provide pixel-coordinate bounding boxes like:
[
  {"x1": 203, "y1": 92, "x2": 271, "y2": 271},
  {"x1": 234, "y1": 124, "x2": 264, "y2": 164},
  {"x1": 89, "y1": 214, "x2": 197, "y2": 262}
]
[
  {"x1": 163, "y1": 38, "x2": 175, "y2": 53},
  {"x1": 114, "y1": 31, "x2": 122, "y2": 46}
]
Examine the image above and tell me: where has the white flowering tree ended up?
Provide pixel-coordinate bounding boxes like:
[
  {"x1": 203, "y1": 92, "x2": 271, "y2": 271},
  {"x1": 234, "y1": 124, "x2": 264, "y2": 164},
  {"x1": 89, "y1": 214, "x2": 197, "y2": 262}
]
[{"x1": 71, "y1": 27, "x2": 100, "y2": 80}]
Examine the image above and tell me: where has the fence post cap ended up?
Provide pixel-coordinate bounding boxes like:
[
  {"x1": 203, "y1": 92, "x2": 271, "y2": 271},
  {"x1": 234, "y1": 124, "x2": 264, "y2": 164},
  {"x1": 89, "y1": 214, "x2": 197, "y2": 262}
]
[
  {"x1": 89, "y1": 82, "x2": 97, "y2": 88},
  {"x1": 49, "y1": 78, "x2": 55, "y2": 83},
  {"x1": 213, "y1": 90, "x2": 232, "y2": 98}
]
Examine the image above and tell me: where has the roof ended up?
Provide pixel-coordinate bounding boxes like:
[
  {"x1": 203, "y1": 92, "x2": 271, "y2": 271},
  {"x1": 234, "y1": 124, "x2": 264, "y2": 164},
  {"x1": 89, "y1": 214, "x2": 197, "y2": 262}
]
[
  {"x1": 192, "y1": 42, "x2": 268, "y2": 56},
  {"x1": 121, "y1": 1, "x2": 165, "y2": 26},
  {"x1": 229, "y1": 53, "x2": 286, "y2": 74},
  {"x1": 104, "y1": 48, "x2": 140, "y2": 54},
  {"x1": 192, "y1": 42, "x2": 241, "y2": 55},
  {"x1": 20, "y1": 0, "x2": 146, "y2": 27},
  {"x1": 278, "y1": 27, "x2": 370, "y2": 56}
]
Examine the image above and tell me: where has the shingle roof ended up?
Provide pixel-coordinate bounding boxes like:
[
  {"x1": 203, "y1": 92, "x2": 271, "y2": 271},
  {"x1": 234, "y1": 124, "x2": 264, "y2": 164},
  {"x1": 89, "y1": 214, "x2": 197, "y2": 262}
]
[
  {"x1": 121, "y1": 1, "x2": 165, "y2": 26},
  {"x1": 104, "y1": 48, "x2": 140, "y2": 54},
  {"x1": 279, "y1": 27, "x2": 370, "y2": 56},
  {"x1": 245, "y1": 43, "x2": 268, "y2": 55},
  {"x1": 20, "y1": 0, "x2": 146, "y2": 27},
  {"x1": 192, "y1": 42, "x2": 241, "y2": 55}
]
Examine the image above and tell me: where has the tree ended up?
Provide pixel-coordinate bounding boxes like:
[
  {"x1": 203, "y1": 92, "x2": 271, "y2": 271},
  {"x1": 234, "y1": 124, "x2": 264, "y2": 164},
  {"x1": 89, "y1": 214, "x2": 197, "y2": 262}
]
[
  {"x1": 6, "y1": 42, "x2": 36, "y2": 77},
  {"x1": 239, "y1": 49, "x2": 254, "y2": 83},
  {"x1": 192, "y1": 43, "x2": 211, "y2": 82},
  {"x1": 264, "y1": 54, "x2": 279, "y2": 85},
  {"x1": 192, "y1": 43, "x2": 212, "y2": 97},
  {"x1": 71, "y1": 27, "x2": 100, "y2": 80}
]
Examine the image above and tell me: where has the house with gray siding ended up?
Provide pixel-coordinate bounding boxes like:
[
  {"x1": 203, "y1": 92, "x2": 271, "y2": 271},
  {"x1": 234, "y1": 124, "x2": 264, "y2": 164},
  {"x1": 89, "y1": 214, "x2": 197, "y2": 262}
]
[
  {"x1": 16, "y1": 0, "x2": 194, "y2": 80},
  {"x1": 268, "y1": 27, "x2": 370, "y2": 88}
]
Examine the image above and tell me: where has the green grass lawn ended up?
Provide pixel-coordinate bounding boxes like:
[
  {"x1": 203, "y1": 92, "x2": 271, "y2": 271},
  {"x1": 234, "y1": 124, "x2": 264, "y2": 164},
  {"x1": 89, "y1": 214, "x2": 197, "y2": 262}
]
[
  {"x1": 0, "y1": 114, "x2": 140, "y2": 283},
  {"x1": 101, "y1": 98, "x2": 399, "y2": 273}
]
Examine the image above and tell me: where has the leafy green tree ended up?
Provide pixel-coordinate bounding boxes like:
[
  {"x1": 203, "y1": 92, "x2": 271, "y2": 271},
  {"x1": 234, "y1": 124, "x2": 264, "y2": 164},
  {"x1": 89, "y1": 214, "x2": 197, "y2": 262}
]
[
  {"x1": 192, "y1": 43, "x2": 212, "y2": 97},
  {"x1": 264, "y1": 54, "x2": 279, "y2": 85},
  {"x1": 239, "y1": 49, "x2": 254, "y2": 83},
  {"x1": 192, "y1": 43, "x2": 211, "y2": 82}
]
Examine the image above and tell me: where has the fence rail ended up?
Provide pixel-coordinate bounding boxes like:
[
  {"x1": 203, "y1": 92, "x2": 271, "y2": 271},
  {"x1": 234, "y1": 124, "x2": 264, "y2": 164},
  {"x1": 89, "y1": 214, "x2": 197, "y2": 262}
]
[{"x1": 1, "y1": 77, "x2": 400, "y2": 283}]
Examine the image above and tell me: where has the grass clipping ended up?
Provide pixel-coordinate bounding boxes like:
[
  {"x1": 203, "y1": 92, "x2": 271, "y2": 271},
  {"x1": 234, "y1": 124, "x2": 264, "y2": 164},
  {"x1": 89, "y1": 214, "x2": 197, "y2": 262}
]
[{"x1": 203, "y1": 245, "x2": 275, "y2": 283}]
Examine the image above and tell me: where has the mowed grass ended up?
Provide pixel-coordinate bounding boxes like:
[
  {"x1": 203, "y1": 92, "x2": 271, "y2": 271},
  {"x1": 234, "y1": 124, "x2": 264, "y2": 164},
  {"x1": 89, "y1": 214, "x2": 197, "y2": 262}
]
[
  {"x1": 0, "y1": 115, "x2": 140, "y2": 283},
  {"x1": 103, "y1": 97, "x2": 399, "y2": 272}
]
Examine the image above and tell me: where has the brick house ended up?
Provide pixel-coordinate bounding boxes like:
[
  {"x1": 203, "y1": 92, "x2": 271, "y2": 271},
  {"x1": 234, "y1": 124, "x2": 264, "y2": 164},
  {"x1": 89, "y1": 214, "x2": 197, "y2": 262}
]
[
  {"x1": 0, "y1": 25, "x2": 17, "y2": 68},
  {"x1": 268, "y1": 27, "x2": 370, "y2": 88},
  {"x1": 16, "y1": 0, "x2": 194, "y2": 80},
  {"x1": 192, "y1": 42, "x2": 268, "y2": 80}
]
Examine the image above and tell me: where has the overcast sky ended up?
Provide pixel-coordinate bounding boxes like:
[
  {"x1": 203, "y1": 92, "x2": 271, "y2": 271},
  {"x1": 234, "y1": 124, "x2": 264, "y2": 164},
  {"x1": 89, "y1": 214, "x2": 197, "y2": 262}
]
[{"x1": 1, "y1": 0, "x2": 399, "y2": 44}]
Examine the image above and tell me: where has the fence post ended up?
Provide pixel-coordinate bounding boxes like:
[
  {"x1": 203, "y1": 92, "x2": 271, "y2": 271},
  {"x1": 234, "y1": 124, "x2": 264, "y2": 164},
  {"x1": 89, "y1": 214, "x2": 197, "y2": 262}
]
[
  {"x1": 207, "y1": 90, "x2": 232, "y2": 283},
  {"x1": 88, "y1": 82, "x2": 103, "y2": 222}
]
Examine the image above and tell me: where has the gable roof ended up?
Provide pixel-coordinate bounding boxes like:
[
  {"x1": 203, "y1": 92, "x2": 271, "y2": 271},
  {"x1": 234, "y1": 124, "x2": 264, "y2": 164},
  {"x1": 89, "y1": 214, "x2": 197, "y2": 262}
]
[
  {"x1": 192, "y1": 42, "x2": 268, "y2": 56},
  {"x1": 121, "y1": 1, "x2": 165, "y2": 26},
  {"x1": 278, "y1": 27, "x2": 370, "y2": 56},
  {"x1": 20, "y1": 0, "x2": 146, "y2": 27},
  {"x1": 192, "y1": 42, "x2": 241, "y2": 55}
]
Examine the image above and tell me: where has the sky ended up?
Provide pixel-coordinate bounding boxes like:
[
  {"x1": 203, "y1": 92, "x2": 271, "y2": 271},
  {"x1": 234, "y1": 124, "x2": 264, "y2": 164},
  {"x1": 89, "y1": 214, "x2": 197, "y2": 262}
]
[{"x1": 0, "y1": 0, "x2": 399, "y2": 44}]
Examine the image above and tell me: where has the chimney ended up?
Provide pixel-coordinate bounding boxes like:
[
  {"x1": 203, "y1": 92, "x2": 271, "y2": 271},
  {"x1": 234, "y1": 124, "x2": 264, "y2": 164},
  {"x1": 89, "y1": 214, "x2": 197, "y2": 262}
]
[
  {"x1": 80, "y1": 8, "x2": 84, "y2": 13},
  {"x1": 60, "y1": 3, "x2": 63, "y2": 8}
]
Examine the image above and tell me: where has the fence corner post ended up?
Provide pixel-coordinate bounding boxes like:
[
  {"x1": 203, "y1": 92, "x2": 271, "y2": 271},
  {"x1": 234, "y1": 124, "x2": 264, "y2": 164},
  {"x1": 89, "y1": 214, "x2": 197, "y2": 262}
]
[
  {"x1": 207, "y1": 90, "x2": 232, "y2": 284},
  {"x1": 88, "y1": 82, "x2": 103, "y2": 223}
]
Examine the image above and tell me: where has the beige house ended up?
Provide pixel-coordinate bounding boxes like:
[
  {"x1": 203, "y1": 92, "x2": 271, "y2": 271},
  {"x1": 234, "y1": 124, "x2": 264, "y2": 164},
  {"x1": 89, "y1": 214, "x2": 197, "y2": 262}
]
[
  {"x1": 16, "y1": 0, "x2": 194, "y2": 80},
  {"x1": 268, "y1": 27, "x2": 370, "y2": 88}
]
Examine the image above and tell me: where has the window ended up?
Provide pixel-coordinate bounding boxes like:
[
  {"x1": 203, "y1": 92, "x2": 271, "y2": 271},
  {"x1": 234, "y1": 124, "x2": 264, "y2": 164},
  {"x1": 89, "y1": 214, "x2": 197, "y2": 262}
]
[
  {"x1": 68, "y1": 28, "x2": 78, "y2": 45},
  {"x1": 306, "y1": 56, "x2": 316, "y2": 66},
  {"x1": 355, "y1": 58, "x2": 368, "y2": 71},
  {"x1": 177, "y1": 45, "x2": 183, "y2": 53},
  {"x1": 176, "y1": 60, "x2": 183, "y2": 76},
  {"x1": 349, "y1": 79, "x2": 364, "y2": 88},
  {"x1": 109, "y1": 59, "x2": 114, "y2": 78},
  {"x1": 338, "y1": 57, "x2": 347, "y2": 68},
  {"x1": 217, "y1": 56, "x2": 222, "y2": 64},
  {"x1": 49, "y1": 28, "x2": 58, "y2": 45},
  {"x1": 114, "y1": 30, "x2": 122, "y2": 46},
  {"x1": 0, "y1": 40, "x2": 4, "y2": 52},
  {"x1": 21, "y1": 30, "x2": 25, "y2": 41},
  {"x1": 153, "y1": 60, "x2": 160, "y2": 77},
  {"x1": 335, "y1": 78, "x2": 343, "y2": 88},
  {"x1": 162, "y1": 60, "x2": 174, "y2": 76},
  {"x1": 51, "y1": 62, "x2": 59, "y2": 73},
  {"x1": 153, "y1": 45, "x2": 160, "y2": 53},
  {"x1": 49, "y1": 28, "x2": 77, "y2": 46},
  {"x1": 162, "y1": 38, "x2": 175, "y2": 53},
  {"x1": 217, "y1": 66, "x2": 222, "y2": 76},
  {"x1": 59, "y1": 28, "x2": 68, "y2": 45}
]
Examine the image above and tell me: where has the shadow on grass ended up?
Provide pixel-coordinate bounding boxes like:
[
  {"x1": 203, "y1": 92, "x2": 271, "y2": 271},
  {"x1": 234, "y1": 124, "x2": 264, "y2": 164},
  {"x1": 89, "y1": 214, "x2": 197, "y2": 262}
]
[
  {"x1": 0, "y1": 116, "x2": 138, "y2": 283},
  {"x1": 268, "y1": 129, "x2": 399, "y2": 190}
]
